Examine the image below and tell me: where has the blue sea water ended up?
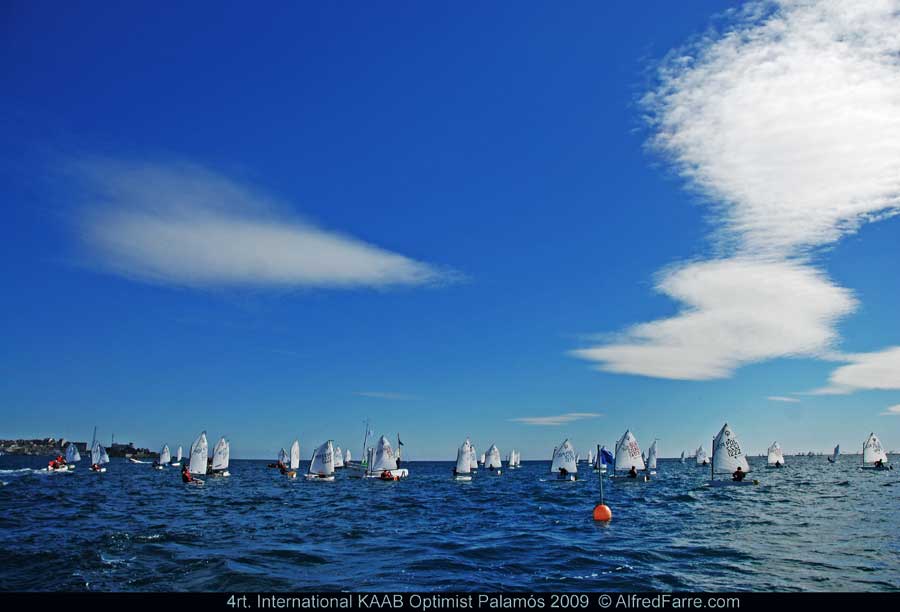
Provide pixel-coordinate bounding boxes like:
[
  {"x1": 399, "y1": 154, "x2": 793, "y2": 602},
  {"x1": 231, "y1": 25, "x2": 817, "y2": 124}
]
[{"x1": 1, "y1": 454, "x2": 898, "y2": 592}]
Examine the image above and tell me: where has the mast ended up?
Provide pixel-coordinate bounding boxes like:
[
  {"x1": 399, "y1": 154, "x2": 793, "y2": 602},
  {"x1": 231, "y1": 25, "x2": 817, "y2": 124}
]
[
  {"x1": 361, "y1": 418, "x2": 370, "y2": 466},
  {"x1": 710, "y1": 437, "x2": 714, "y2": 481}
]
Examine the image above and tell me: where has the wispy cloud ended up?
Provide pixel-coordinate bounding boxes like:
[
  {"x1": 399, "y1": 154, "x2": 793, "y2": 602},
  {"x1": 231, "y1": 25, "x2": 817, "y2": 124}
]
[
  {"x1": 352, "y1": 391, "x2": 419, "y2": 401},
  {"x1": 69, "y1": 159, "x2": 460, "y2": 289},
  {"x1": 574, "y1": 1, "x2": 900, "y2": 381},
  {"x1": 881, "y1": 404, "x2": 900, "y2": 416},
  {"x1": 767, "y1": 396, "x2": 800, "y2": 403},
  {"x1": 810, "y1": 347, "x2": 900, "y2": 395},
  {"x1": 509, "y1": 412, "x2": 602, "y2": 426}
]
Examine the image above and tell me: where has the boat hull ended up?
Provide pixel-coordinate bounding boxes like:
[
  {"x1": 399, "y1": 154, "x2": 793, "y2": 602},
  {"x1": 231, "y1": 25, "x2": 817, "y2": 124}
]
[
  {"x1": 708, "y1": 479, "x2": 758, "y2": 487},
  {"x1": 453, "y1": 475, "x2": 472, "y2": 481},
  {"x1": 364, "y1": 468, "x2": 409, "y2": 480},
  {"x1": 304, "y1": 474, "x2": 335, "y2": 481}
]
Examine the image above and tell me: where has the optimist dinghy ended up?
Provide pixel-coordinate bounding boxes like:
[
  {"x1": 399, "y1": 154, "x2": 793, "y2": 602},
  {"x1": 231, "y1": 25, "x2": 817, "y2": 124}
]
[
  {"x1": 646, "y1": 440, "x2": 658, "y2": 476},
  {"x1": 305, "y1": 441, "x2": 336, "y2": 481},
  {"x1": 89, "y1": 442, "x2": 108, "y2": 473},
  {"x1": 365, "y1": 435, "x2": 408, "y2": 480},
  {"x1": 155, "y1": 445, "x2": 170, "y2": 470},
  {"x1": 550, "y1": 439, "x2": 577, "y2": 481},
  {"x1": 484, "y1": 444, "x2": 502, "y2": 475},
  {"x1": 765, "y1": 442, "x2": 785, "y2": 469},
  {"x1": 696, "y1": 445, "x2": 709, "y2": 466},
  {"x1": 334, "y1": 445, "x2": 345, "y2": 469},
  {"x1": 611, "y1": 430, "x2": 648, "y2": 481},
  {"x1": 861, "y1": 433, "x2": 892, "y2": 470},
  {"x1": 209, "y1": 437, "x2": 230, "y2": 477},
  {"x1": 827, "y1": 444, "x2": 840, "y2": 464},
  {"x1": 453, "y1": 439, "x2": 473, "y2": 480},
  {"x1": 708, "y1": 423, "x2": 758, "y2": 487},
  {"x1": 169, "y1": 445, "x2": 182, "y2": 467},
  {"x1": 283, "y1": 439, "x2": 300, "y2": 478},
  {"x1": 188, "y1": 431, "x2": 208, "y2": 480}
]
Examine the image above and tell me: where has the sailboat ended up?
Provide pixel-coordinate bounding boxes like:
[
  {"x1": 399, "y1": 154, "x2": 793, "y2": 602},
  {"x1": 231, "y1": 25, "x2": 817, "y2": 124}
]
[
  {"x1": 305, "y1": 440, "x2": 336, "y2": 481},
  {"x1": 344, "y1": 448, "x2": 352, "y2": 465},
  {"x1": 188, "y1": 431, "x2": 208, "y2": 477},
  {"x1": 170, "y1": 445, "x2": 182, "y2": 467},
  {"x1": 65, "y1": 442, "x2": 80, "y2": 471},
  {"x1": 468, "y1": 444, "x2": 478, "y2": 473},
  {"x1": 646, "y1": 439, "x2": 658, "y2": 475},
  {"x1": 453, "y1": 439, "x2": 473, "y2": 481},
  {"x1": 861, "y1": 433, "x2": 891, "y2": 470},
  {"x1": 594, "y1": 445, "x2": 613, "y2": 473},
  {"x1": 484, "y1": 444, "x2": 502, "y2": 475},
  {"x1": 511, "y1": 449, "x2": 521, "y2": 469},
  {"x1": 827, "y1": 444, "x2": 840, "y2": 463},
  {"x1": 766, "y1": 441, "x2": 785, "y2": 468},
  {"x1": 478, "y1": 452, "x2": 486, "y2": 466},
  {"x1": 334, "y1": 445, "x2": 345, "y2": 469},
  {"x1": 209, "y1": 437, "x2": 230, "y2": 477},
  {"x1": 586, "y1": 449, "x2": 593, "y2": 465},
  {"x1": 550, "y1": 439, "x2": 577, "y2": 481},
  {"x1": 680, "y1": 450, "x2": 685, "y2": 464},
  {"x1": 156, "y1": 444, "x2": 171, "y2": 470},
  {"x1": 612, "y1": 430, "x2": 647, "y2": 480},
  {"x1": 708, "y1": 423, "x2": 757, "y2": 487},
  {"x1": 89, "y1": 442, "x2": 107, "y2": 473},
  {"x1": 695, "y1": 445, "x2": 709, "y2": 466},
  {"x1": 365, "y1": 435, "x2": 408, "y2": 479},
  {"x1": 282, "y1": 439, "x2": 300, "y2": 478},
  {"x1": 273, "y1": 447, "x2": 288, "y2": 468}
]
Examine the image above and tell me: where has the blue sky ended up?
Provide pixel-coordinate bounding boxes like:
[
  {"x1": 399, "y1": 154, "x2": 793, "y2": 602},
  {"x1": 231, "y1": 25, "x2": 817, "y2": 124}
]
[{"x1": 2, "y1": 1, "x2": 900, "y2": 460}]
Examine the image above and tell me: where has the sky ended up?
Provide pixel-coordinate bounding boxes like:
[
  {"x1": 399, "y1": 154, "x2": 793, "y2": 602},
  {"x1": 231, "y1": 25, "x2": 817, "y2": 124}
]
[{"x1": 2, "y1": 0, "x2": 900, "y2": 460}]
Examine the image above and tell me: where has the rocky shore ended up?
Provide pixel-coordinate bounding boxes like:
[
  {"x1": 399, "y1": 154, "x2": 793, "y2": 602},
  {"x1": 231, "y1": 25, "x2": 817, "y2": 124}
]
[{"x1": 0, "y1": 437, "x2": 158, "y2": 459}]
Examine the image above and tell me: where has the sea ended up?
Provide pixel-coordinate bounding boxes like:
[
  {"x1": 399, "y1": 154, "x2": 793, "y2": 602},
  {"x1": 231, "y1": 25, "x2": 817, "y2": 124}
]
[{"x1": 1, "y1": 454, "x2": 898, "y2": 592}]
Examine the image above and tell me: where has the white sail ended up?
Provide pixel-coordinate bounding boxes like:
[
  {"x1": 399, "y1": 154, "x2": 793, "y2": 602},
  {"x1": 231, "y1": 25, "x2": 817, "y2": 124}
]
[
  {"x1": 308, "y1": 440, "x2": 334, "y2": 476},
  {"x1": 175, "y1": 445, "x2": 182, "y2": 462},
  {"x1": 766, "y1": 441, "x2": 784, "y2": 466},
  {"x1": 647, "y1": 440, "x2": 658, "y2": 470},
  {"x1": 614, "y1": 430, "x2": 645, "y2": 472},
  {"x1": 91, "y1": 441, "x2": 101, "y2": 465},
  {"x1": 485, "y1": 444, "x2": 502, "y2": 469},
  {"x1": 211, "y1": 437, "x2": 229, "y2": 471},
  {"x1": 863, "y1": 433, "x2": 888, "y2": 465},
  {"x1": 368, "y1": 436, "x2": 398, "y2": 473},
  {"x1": 278, "y1": 447, "x2": 288, "y2": 464},
  {"x1": 712, "y1": 423, "x2": 750, "y2": 475},
  {"x1": 680, "y1": 450, "x2": 685, "y2": 463},
  {"x1": 456, "y1": 440, "x2": 472, "y2": 474},
  {"x1": 99, "y1": 445, "x2": 110, "y2": 464},
  {"x1": 189, "y1": 431, "x2": 208, "y2": 474},
  {"x1": 334, "y1": 446, "x2": 344, "y2": 468},
  {"x1": 479, "y1": 452, "x2": 486, "y2": 465},
  {"x1": 345, "y1": 448, "x2": 351, "y2": 463},
  {"x1": 550, "y1": 439, "x2": 578, "y2": 474},
  {"x1": 831, "y1": 444, "x2": 840, "y2": 461},
  {"x1": 65, "y1": 442, "x2": 80, "y2": 463},
  {"x1": 696, "y1": 445, "x2": 708, "y2": 465},
  {"x1": 586, "y1": 449, "x2": 593, "y2": 464},
  {"x1": 159, "y1": 445, "x2": 171, "y2": 464},
  {"x1": 469, "y1": 445, "x2": 478, "y2": 470},
  {"x1": 289, "y1": 439, "x2": 300, "y2": 470},
  {"x1": 512, "y1": 449, "x2": 520, "y2": 467}
]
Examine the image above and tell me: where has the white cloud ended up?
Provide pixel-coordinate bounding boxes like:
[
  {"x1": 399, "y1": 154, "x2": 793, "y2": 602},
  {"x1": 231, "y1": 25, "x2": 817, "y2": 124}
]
[
  {"x1": 353, "y1": 391, "x2": 419, "y2": 401},
  {"x1": 811, "y1": 346, "x2": 900, "y2": 395},
  {"x1": 881, "y1": 404, "x2": 900, "y2": 416},
  {"x1": 767, "y1": 396, "x2": 800, "y2": 403},
  {"x1": 575, "y1": 0, "x2": 900, "y2": 381},
  {"x1": 573, "y1": 259, "x2": 855, "y2": 380},
  {"x1": 509, "y1": 412, "x2": 602, "y2": 426},
  {"x1": 71, "y1": 160, "x2": 458, "y2": 289}
]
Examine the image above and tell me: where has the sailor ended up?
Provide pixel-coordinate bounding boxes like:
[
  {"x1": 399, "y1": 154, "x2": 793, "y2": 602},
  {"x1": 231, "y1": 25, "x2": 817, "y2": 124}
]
[
  {"x1": 732, "y1": 466, "x2": 746, "y2": 481},
  {"x1": 181, "y1": 465, "x2": 193, "y2": 483},
  {"x1": 57, "y1": 454, "x2": 67, "y2": 466},
  {"x1": 874, "y1": 459, "x2": 884, "y2": 468},
  {"x1": 380, "y1": 469, "x2": 394, "y2": 481},
  {"x1": 91, "y1": 463, "x2": 101, "y2": 472},
  {"x1": 774, "y1": 460, "x2": 782, "y2": 468},
  {"x1": 558, "y1": 467, "x2": 569, "y2": 479},
  {"x1": 627, "y1": 465, "x2": 638, "y2": 479}
]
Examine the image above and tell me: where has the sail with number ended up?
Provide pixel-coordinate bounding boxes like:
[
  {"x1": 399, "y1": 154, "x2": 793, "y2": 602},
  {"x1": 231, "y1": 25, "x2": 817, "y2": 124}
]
[
  {"x1": 91, "y1": 442, "x2": 101, "y2": 465},
  {"x1": 767, "y1": 442, "x2": 785, "y2": 466},
  {"x1": 863, "y1": 433, "x2": 888, "y2": 466},
  {"x1": 211, "y1": 437, "x2": 229, "y2": 471},
  {"x1": 159, "y1": 445, "x2": 171, "y2": 465},
  {"x1": 368, "y1": 436, "x2": 398, "y2": 474},
  {"x1": 485, "y1": 445, "x2": 502, "y2": 469},
  {"x1": 308, "y1": 440, "x2": 335, "y2": 476},
  {"x1": 614, "y1": 430, "x2": 645, "y2": 473},
  {"x1": 189, "y1": 431, "x2": 208, "y2": 474},
  {"x1": 696, "y1": 445, "x2": 709, "y2": 465},
  {"x1": 334, "y1": 446, "x2": 344, "y2": 468},
  {"x1": 712, "y1": 423, "x2": 750, "y2": 475},
  {"x1": 550, "y1": 439, "x2": 578, "y2": 474},
  {"x1": 456, "y1": 439, "x2": 472, "y2": 475},
  {"x1": 646, "y1": 440, "x2": 658, "y2": 471},
  {"x1": 289, "y1": 439, "x2": 300, "y2": 470},
  {"x1": 65, "y1": 442, "x2": 81, "y2": 463}
]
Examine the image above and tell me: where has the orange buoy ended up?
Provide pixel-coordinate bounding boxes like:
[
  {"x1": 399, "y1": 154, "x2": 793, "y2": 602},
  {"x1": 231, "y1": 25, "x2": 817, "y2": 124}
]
[{"x1": 592, "y1": 504, "x2": 612, "y2": 522}]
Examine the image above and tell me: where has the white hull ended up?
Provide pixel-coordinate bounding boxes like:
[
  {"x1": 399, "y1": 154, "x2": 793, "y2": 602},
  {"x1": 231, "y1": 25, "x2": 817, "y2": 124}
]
[
  {"x1": 861, "y1": 465, "x2": 892, "y2": 471},
  {"x1": 765, "y1": 464, "x2": 784, "y2": 469},
  {"x1": 169, "y1": 462, "x2": 181, "y2": 467},
  {"x1": 91, "y1": 468, "x2": 107, "y2": 473},
  {"x1": 304, "y1": 474, "x2": 335, "y2": 481},
  {"x1": 365, "y1": 468, "x2": 409, "y2": 479},
  {"x1": 47, "y1": 466, "x2": 70, "y2": 473},
  {"x1": 208, "y1": 470, "x2": 230, "y2": 477},
  {"x1": 153, "y1": 465, "x2": 164, "y2": 470},
  {"x1": 453, "y1": 475, "x2": 472, "y2": 481}
]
